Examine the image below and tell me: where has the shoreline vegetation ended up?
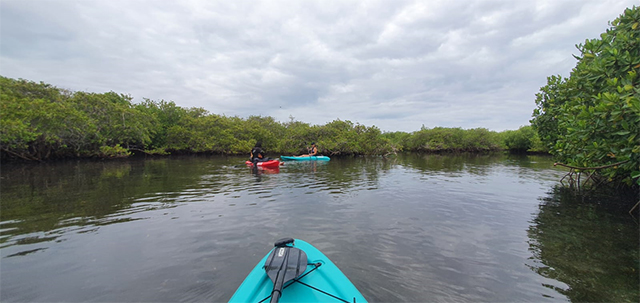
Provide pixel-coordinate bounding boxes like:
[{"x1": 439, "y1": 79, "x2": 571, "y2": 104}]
[
  {"x1": 1, "y1": 7, "x2": 638, "y2": 188},
  {"x1": 531, "y1": 7, "x2": 639, "y2": 187},
  {"x1": 0, "y1": 75, "x2": 546, "y2": 163}
]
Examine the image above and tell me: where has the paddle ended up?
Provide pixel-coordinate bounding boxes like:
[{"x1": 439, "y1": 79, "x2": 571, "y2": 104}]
[{"x1": 264, "y1": 238, "x2": 308, "y2": 303}]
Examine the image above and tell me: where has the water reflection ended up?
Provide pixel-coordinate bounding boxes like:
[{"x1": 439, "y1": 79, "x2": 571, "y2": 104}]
[
  {"x1": 1, "y1": 158, "x2": 220, "y2": 246},
  {"x1": 397, "y1": 153, "x2": 565, "y2": 182},
  {"x1": 1, "y1": 154, "x2": 637, "y2": 302},
  {"x1": 397, "y1": 153, "x2": 497, "y2": 174},
  {"x1": 527, "y1": 186, "x2": 639, "y2": 302}
]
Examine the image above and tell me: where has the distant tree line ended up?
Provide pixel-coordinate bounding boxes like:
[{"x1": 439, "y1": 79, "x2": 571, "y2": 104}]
[{"x1": 0, "y1": 75, "x2": 544, "y2": 162}]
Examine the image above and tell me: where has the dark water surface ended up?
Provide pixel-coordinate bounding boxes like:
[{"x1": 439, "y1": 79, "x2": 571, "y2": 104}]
[{"x1": 1, "y1": 154, "x2": 637, "y2": 302}]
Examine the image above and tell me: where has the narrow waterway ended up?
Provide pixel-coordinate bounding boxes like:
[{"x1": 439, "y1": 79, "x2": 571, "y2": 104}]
[{"x1": 1, "y1": 154, "x2": 637, "y2": 302}]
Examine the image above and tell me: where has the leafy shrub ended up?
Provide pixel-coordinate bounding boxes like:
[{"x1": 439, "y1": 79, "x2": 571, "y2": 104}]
[
  {"x1": 531, "y1": 6, "x2": 640, "y2": 185},
  {"x1": 99, "y1": 144, "x2": 131, "y2": 158}
]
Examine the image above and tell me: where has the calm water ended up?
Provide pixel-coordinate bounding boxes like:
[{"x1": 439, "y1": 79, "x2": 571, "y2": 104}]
[{"x1": 1, "y1": 154, "x2": 638, "y2": 302}]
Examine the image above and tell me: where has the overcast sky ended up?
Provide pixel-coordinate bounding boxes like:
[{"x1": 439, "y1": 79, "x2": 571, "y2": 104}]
[{"x1": 1, "y1": 0, "x2": 636, "y2": 132}]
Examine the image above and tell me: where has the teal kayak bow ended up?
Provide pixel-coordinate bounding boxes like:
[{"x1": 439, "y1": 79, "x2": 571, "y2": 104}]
[{"x1": 230, "y1": 238, "x2": 367, "y2": 303}]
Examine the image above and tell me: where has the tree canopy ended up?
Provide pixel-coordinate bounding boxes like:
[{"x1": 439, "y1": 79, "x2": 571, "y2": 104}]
[
  {"x1": 531, "y1": 6, "x2": 640, "y2": 186},
  {"x1": 1, "y1": 75, "x2": 547, "y2": 162}
]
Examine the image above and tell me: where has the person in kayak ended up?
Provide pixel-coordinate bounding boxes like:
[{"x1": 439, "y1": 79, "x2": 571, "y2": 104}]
[
  {"x1": 250, "y1": 141, "x2": 267, "y2": 163},
  {"x1": 298, "y1": 142, "x2": 318, "y2": 157}
]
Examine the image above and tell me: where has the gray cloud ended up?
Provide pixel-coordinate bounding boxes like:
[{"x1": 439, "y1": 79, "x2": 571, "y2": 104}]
[{"x1": 1, "y1": 0, "x2": 636, "y2": 132}]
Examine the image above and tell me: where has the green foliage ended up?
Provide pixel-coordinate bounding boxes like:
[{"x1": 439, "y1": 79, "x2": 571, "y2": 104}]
[
  {"x1": 1, "y1": 76, "x2": 546, "y2": 162},
  {"x1": 99, "y1": 144, "x2": 131, "y2": 158},
  {"x1": 0, "y1": 76, "x2": 397, "y2": 160},
  {"x1": 144, "y1": 148, "x2": 170, "y2": 156},
  {"x1": 382, "y1": 131, "x2": 411, "y2": 152},
  {"x1": 70, "y1": 91, "x2": 153, "y2": 149},
  {"x1": 0, "y1": 77, "x2": 87, "y2": 160},
  {"x1": 502, "y1": 125, "x2": 546, "y2": 152},
  {"x1": 136, "y1": 99, "x2": 186, "y2": 149},
  {"x1": 278, "y1": 120, "x2": 313, "y2": 154},
  {"x1": 402, "y1": 127, "x2": 502, "y2": 153},
  {"x1": 531, "y1": 75, "x2": 572, "y2": 151},
  {"x1": 531, "y1": 6, "x2": 640, "y2": 185},
  {"x1": 313, "y1": 120, "x2": 392, "y2": 156}
]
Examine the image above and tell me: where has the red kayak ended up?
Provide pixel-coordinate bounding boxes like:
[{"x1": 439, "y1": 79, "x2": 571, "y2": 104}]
[{"x1": 245, "y1": 160, "x2": 282, "y2": 169}]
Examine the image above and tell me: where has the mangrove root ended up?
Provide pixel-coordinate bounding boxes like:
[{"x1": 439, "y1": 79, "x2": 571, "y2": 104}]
[{"x1": 553, "y1": 160, "x2": 630, "y2": 193}]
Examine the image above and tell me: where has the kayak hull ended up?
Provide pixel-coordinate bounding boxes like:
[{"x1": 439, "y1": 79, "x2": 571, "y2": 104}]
[
  {"x1": 245, "y1": 160, "x2": 282, "y2": 168},
  {"x1": 280, "y1": 156, "x2": 330, "y2": 161},
  {"x1": 230, "y1": 239, "x2": 367, "y2": 303}
]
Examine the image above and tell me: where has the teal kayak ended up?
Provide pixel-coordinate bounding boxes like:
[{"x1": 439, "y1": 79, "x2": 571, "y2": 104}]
[
  {"x1": 230, "y1": 238, "x2": 367, "y2": 303},
  {"x1": 280, "y1": 156, "x2": 330, "y2": 161}
]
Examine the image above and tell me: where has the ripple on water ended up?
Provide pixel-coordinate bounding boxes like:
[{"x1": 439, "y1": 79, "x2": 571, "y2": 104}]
[{"x1": 0, "y1": 155, "x2": 635, "y2": 302}]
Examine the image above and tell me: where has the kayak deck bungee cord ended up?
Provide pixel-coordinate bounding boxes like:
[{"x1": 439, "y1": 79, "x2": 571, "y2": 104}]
[{"x1": 230, "y1": 238, "x2": 367, "y2": 303}]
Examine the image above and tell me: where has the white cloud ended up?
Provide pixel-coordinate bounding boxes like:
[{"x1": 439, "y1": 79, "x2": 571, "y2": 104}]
[{"x1": 1, "y1": 0, "x2": 637, "y2": 132}]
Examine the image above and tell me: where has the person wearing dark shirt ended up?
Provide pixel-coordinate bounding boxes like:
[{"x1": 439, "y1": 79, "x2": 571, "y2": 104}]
[{"x1": 250, "y1": 141, "x2": 266, "y2": 163}]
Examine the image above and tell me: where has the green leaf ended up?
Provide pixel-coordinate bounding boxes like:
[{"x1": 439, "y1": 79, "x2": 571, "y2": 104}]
[{"x1": 621, "y1": 120, "x2": 629, "y2": 130}]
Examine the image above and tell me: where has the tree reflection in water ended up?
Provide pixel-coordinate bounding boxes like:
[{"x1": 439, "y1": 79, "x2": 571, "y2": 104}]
[{"x1": 527, "y1": 186, "x2": 639, "y2": 302}]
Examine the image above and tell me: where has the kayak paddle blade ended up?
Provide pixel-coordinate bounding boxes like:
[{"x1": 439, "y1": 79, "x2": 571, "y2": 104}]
[{"x1": 264, "y1": 244, "x2": 308, "y2": 303}]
